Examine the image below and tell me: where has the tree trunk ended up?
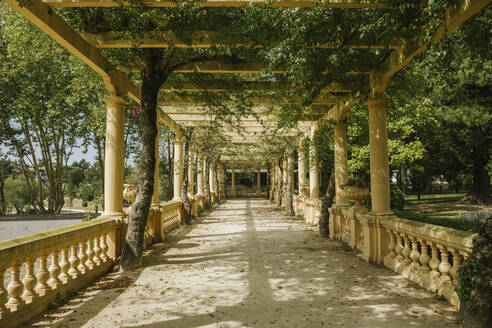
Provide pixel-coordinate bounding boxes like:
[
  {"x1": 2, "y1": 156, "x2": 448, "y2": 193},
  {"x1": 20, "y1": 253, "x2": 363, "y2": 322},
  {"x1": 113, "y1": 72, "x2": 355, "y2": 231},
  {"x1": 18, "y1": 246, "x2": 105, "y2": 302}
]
[
  {"x1": 204, "y1": 159, "x2": 211, "y2": 209},
  {"x1": 286, "y1": 152, "x2": 294, "y2": 216},
  {"x1": 180, "y1": 129, "x2": 193, "y2": 224},
  {"x1": 120, "y1": 49, "x2": 164, "y2": 271},
  {"x1": 214, "y1": 165, "x2": 220, "y2": 201},
  {"x1": 319, "y1": 166, "x2": 335, "y2": 237},
  {"x1": 461, "y1": 139, "x2": 490, "y2": 204},
  {"x1": 0, "y1": 173, "x2": 5, "y2": 215},
  {"x1": 400, "y1": 165, "x2": 407, "y2": 194},
  {"x1": 276, "y1": 160, "x2": 282, "y2": 207}
]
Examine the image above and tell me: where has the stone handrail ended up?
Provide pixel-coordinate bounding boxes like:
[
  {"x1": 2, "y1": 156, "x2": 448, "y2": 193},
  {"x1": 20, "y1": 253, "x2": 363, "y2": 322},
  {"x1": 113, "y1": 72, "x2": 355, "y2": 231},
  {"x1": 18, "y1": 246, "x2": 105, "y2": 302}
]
[
  {"x1": 293, "y1": 195, "x2": 321, "y2": 225},
  {"x1": 0, "y1": 216, "x2": 125, "y2": 327},
  {"x1": 328, "y1": 205, "x2": 477, "y2": 306},
  {"x1": 0, "y1": 196, "x2": 206, "y2": 327}
]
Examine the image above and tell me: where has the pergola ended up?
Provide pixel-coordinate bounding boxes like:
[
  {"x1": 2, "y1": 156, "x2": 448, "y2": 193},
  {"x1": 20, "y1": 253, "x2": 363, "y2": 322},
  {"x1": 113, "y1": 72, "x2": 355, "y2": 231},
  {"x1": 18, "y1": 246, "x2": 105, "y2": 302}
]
[
  {"x1": 4, "y1": 0, "x2": 488, "y2": 214},
  {"x1": 5, "y1": 0, "x2": 488, "y2": 216}
]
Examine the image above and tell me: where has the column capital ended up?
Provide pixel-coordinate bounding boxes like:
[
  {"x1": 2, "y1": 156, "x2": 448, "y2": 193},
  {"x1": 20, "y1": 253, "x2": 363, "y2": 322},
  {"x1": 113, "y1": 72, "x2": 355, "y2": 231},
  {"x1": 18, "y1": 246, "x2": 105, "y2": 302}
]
[
  {"x1": 103, "y1": 96, "x2": 128, "y2": 106},
  {"x1": 365, "y1": 98, "x2": 390, "y2": 108},
  {"x1": 173, "y1": 138, "x2": 184, "y2": 145}
]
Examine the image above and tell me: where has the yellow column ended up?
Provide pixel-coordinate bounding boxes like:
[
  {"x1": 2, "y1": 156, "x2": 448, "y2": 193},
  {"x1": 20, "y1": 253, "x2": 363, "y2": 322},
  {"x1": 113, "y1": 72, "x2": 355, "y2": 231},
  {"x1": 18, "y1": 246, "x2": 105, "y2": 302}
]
[
  {"x1": 231, "y1": 167, "x2": 236, "y2": 197},
  {"x1": 256, "y1": 168, "x2": 261, "y2": 195},
  {"x1": 103, "y1": 97, "x2": 126, "y2": 216},
  {"x1": 367, "y1": 98, "x2": 391, "y2": 214},
  {"x1": 334, "y1": 124, "x2": 349, "y2": 206},
  {"x1": 209, "y1": 164, "x2": 215, "y2": 197},
  {"x1": 298, "y1": 140, "x2": 306, "y2": 196},
  {"x1": 309, "y1": 140, "x2": 319, "y2": 199},
  {"x1": 151, "y1": 123, "x2": 160, "y2": 206},
  {"x1": 187, "y1": 147, "x2": 195, "y2": 197},
  {"x1": 173, "y1": 138, "x2": 183, "y2": 200},
  {"x1": 196, "y1": 152, "x2": 204, "y2": 196}
]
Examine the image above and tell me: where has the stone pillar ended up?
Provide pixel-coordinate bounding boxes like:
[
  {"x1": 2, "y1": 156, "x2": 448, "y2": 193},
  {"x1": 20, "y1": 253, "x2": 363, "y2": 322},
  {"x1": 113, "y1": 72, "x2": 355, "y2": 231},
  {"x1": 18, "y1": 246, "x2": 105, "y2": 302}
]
[
  {"x1": 367, "y1": 98, "x2": 391, "y2": 214},
  {"x1": 187, "y1": 147, "x2": 195, "y2": 197},
  {"x1": 231, "y1": 167, "x2": 236, "y2": 197},
  {"x1": 256, "y1": 168, "x2": 261, "y2": 195},
  {"x1": 152, "y1": 123, "x2": 160, "y2": 206},
  {"x1": 103, "y1": 97, "x2": 126, "y2": 216},
  {"x1": 209, "y1": 165, "x2": 215, "y2": 195},
  {"x1": 282, "y1": 157, "x2": 288, "y2": 203},
  {"x1": 334, "y1": 124, "x2": 349, "y2": 206},
  {"x1": 173, "y1": 138, "x2": 183, "y2": 200},
  {"x1": 298, "y1": 140, "x2": 307, "y2": 196},
  {"x1": 196, "y1": 153, "x2": 204, "y2": 196},
  {"x1": 309, "y1": 140, "x2": 319, "y2": 200}
]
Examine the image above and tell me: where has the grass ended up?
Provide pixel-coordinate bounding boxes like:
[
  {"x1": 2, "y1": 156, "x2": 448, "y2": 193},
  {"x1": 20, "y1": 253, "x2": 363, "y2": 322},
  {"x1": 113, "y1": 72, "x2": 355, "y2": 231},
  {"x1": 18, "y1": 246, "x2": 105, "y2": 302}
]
[
  {"x1": 405, "y1": 193, "x2": 465, "y2": 203},
  {"x1": 393, "y1": 209, "x2": 472, "y2": 230}
]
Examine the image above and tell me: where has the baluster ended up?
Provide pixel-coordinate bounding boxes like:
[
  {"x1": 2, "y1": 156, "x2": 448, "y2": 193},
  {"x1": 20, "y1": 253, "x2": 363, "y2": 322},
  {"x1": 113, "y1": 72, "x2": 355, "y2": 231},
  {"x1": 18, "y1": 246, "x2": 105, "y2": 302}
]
[
  {"x1": 68, "y1": 243, "x2": 80, "y2": 279},
  {"x1": 85, "y1": 237, "x2": 95, "y2": 270},
  {"x1": 22, "y1": 257, "x2": 37, "y2": 303},
  {"x1": 402, "y1": 234, "x2": 411, "y2": 265},
  {"x1": 409, "y1": 236, "x2": 421, "y2": 269},
  {"x1": 59, "y1": 246, "x2": 70, "y2": 283},
  {"x1": 48, "y1": 248, "x2": 61, "y2": 289},
  {"x1": 6, "y1": 263, "x2": 23, "y2": 311},
  {"x1": 100, "y1": 233, "x2": 109, "y2": 263},
  {"x1": 386, "y1": 229, "x2": 396, "y2": 258},
  {"x1": 78, "y1": 241, "x2": 88, "y2": 274},
  {"x1": 36, "y1": 253, "x2": 49, "y2": 296},
  {"x1": 0, "y1": 267, "x2": 7, "y2": 318},
  {"x1": 93, "y1": 235, "x2": 102, "y2": 266},
  {"x1": 429, "y1": 243, "x2": 441, "y2": 279},
  {"x1": 438, "y1": 244, "x2": 451, "y2": 283},
  {"x1": 449, "y1": 248, "x2": 461, "y2": 282},
  {"x1": 418, "y1": 239, "x2": 430, "y2": 271},
  {"x1": 395, "y1": 232, "x2": 404, "y2": 260}
]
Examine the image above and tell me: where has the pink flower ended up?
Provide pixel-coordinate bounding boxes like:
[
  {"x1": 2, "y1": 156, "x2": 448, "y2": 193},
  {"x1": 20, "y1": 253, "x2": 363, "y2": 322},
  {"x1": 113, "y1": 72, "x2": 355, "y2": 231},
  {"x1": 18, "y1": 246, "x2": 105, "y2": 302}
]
[{"x1": 132, "y1": 105, "x2": 141, "y2": 117}]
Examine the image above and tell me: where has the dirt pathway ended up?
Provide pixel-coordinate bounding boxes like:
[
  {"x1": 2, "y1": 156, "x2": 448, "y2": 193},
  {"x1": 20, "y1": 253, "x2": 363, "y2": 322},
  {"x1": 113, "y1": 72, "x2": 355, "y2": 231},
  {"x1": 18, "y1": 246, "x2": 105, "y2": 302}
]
[{"x1": 28, "y1": 199, "x2": 456, "y2": 328}]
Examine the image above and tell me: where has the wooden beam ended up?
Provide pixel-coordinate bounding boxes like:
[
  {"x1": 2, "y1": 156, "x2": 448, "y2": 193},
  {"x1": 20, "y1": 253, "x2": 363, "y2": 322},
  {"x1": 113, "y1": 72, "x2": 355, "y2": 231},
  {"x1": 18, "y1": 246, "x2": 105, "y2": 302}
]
[
  {"x1": 159, "y1": 94, "x2": 338, "y2": 105},
  {"x1": 81, "y1": 31, "x2": 400, "y2": 50},
  {"x1": 160, "y1": 80, "x2": 351, "y2": 92},
  {"x1": 123, "y1": 61, "x2": 370, "y2": 74},
  {"x1": 43, "y1": 0, "x2": 390, "y2": 9},
  {"x1": 373, "y1": 0, "x2": 490, "y2": 95},
  {"x1": 5, "y1": 0, "x2": 140, "y2": 101}
]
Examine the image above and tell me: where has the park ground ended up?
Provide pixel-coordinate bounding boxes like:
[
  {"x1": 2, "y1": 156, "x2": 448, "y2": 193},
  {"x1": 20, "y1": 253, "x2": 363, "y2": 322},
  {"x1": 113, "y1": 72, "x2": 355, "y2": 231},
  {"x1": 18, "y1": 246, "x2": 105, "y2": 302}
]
[{"x1": 25, "y1": 199, "x2": 456, "y2": 328}]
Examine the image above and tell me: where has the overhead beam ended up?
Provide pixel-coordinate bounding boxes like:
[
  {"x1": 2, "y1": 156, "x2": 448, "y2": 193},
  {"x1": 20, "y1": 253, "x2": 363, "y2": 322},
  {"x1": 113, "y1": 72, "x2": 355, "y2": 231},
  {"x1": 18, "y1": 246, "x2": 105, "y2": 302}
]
[
  {"x1": 159, "y1": 94, "x2": 338, "y2": 105},
  {"x1": 160, "y1": 80, "x2": 351, "y2": 93},
  {"x1": 81, "y1": 31, "x2": 400, "y2": 50},
  {"x1": 43, "y1": 0, "x2": 390, "y2": 9},
  {"x1": 373, "y1": 0, "x2": 490, "y2": 95},
  {"x1": 123, "y1": 61, "x2": 370, "y2": 74},
  {"x1": 5, "y1": 0, "x2": 140, "y2": 101}
]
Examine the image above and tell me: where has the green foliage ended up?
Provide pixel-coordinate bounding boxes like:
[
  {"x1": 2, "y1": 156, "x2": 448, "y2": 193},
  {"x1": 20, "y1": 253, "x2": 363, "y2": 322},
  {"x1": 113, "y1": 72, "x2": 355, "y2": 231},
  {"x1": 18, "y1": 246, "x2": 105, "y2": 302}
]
[
  {"x1": 456, "y1": 214, "x2": 492, "y2": 326},
  {"x1": 390, "y1": 185, "x2": 405, "y2": 210},
  {"x1": 197, "y1": 205, "x2": 204, "y2": 217},
  {"x1": 4, "y1": 175, "x2": 33, "y2": 214}
]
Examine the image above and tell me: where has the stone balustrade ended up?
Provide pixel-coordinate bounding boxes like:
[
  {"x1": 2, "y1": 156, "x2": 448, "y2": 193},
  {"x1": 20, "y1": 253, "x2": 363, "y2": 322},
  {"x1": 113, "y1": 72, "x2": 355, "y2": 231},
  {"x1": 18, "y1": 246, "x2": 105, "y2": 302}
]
[
  {"x1": 0, "y1": 196, "x2": 208, "y2": 328},
  {"x1": 328, "y1": 205, "x2": 476, "y2": 306},
  {"x1": 293, "y1": 195, "x2": 321, "y2": 225},
  {"x1": 0, "y1": 216, "x2": 124, "y2": 328}
]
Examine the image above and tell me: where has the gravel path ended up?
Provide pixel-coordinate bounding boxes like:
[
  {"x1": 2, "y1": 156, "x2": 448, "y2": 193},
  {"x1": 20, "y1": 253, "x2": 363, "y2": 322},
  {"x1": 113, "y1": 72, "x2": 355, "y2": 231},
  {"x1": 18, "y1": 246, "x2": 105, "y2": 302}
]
[{"x1": 27, "y1": 198, "x2": 456, "y2": 328}]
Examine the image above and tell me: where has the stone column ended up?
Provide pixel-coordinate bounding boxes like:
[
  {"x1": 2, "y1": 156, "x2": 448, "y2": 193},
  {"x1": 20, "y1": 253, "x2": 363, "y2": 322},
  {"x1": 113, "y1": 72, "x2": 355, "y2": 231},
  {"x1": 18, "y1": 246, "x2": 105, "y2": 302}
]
[
  {"x1": 209, "y1": 165, "x2": 215, "y2": 195},
  {"x1": 367, "y1": 98, "x2": 391, "y2": 214},
  {"x1": 231, "y1": 167, "x2": 236, "y2": 197},
  {"x1": 152, "y1": 123, "x2": 160, "y2": 206},
  {"x1": 173, "y1": 138, "x2": 183, "y2": 200},
  {"x1": 196, "y1": 152, "x2": 204, "y2": 196},
  {"x1": 187, "y1": 147, "x2": 195, "y2": 197},
  {"x1": 334, "y1": 124, "x2": 349, "y2": 206},
  {"x1": 309, "y1": 140, "x2": 319, "y2": 200},
  {"x1": 103, "y1": 97, "x2": 126, "y2": 216},
  {"x1": 256, "y1": 168, "x2": 261, "y2": 195},
  {"x1": 298, "y1": 139, "x2": 307, "y2": 196}
]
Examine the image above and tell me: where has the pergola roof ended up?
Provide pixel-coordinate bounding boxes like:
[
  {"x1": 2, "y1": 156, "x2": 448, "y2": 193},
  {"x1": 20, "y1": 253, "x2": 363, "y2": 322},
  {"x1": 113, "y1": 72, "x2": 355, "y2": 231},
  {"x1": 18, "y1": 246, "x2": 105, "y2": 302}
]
[{"x1": 5, "y1": 0, "x2": 489, "y2": 163}]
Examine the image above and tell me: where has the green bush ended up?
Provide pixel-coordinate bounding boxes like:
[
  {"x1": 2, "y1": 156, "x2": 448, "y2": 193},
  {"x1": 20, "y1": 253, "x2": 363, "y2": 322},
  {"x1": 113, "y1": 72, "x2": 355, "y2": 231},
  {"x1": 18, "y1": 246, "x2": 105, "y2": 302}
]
[
  {"x1": 197, "y1": 205, "x2": 204, "y2": 216},
  {"x1": 390, "y1": 185, "x2": 405, "y2": 210},
  {"x1": 4, "y1": 175, "x2": 33, "y2": 214}
]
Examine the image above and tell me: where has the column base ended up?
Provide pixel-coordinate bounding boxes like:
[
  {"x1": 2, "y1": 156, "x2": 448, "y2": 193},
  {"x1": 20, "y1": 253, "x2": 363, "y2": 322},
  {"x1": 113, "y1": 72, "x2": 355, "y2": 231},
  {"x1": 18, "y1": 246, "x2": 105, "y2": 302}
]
[{"x1": 102, "y1": 211, "x2": 125, "y2": 217}]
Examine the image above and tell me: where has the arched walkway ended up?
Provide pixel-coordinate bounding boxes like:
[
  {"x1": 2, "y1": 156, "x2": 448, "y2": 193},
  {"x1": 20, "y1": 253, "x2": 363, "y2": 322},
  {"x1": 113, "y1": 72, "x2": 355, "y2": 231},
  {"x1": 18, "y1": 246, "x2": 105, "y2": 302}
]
[{"x1": 28, "y1": 199, "x2": 456, "y2": 327}]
